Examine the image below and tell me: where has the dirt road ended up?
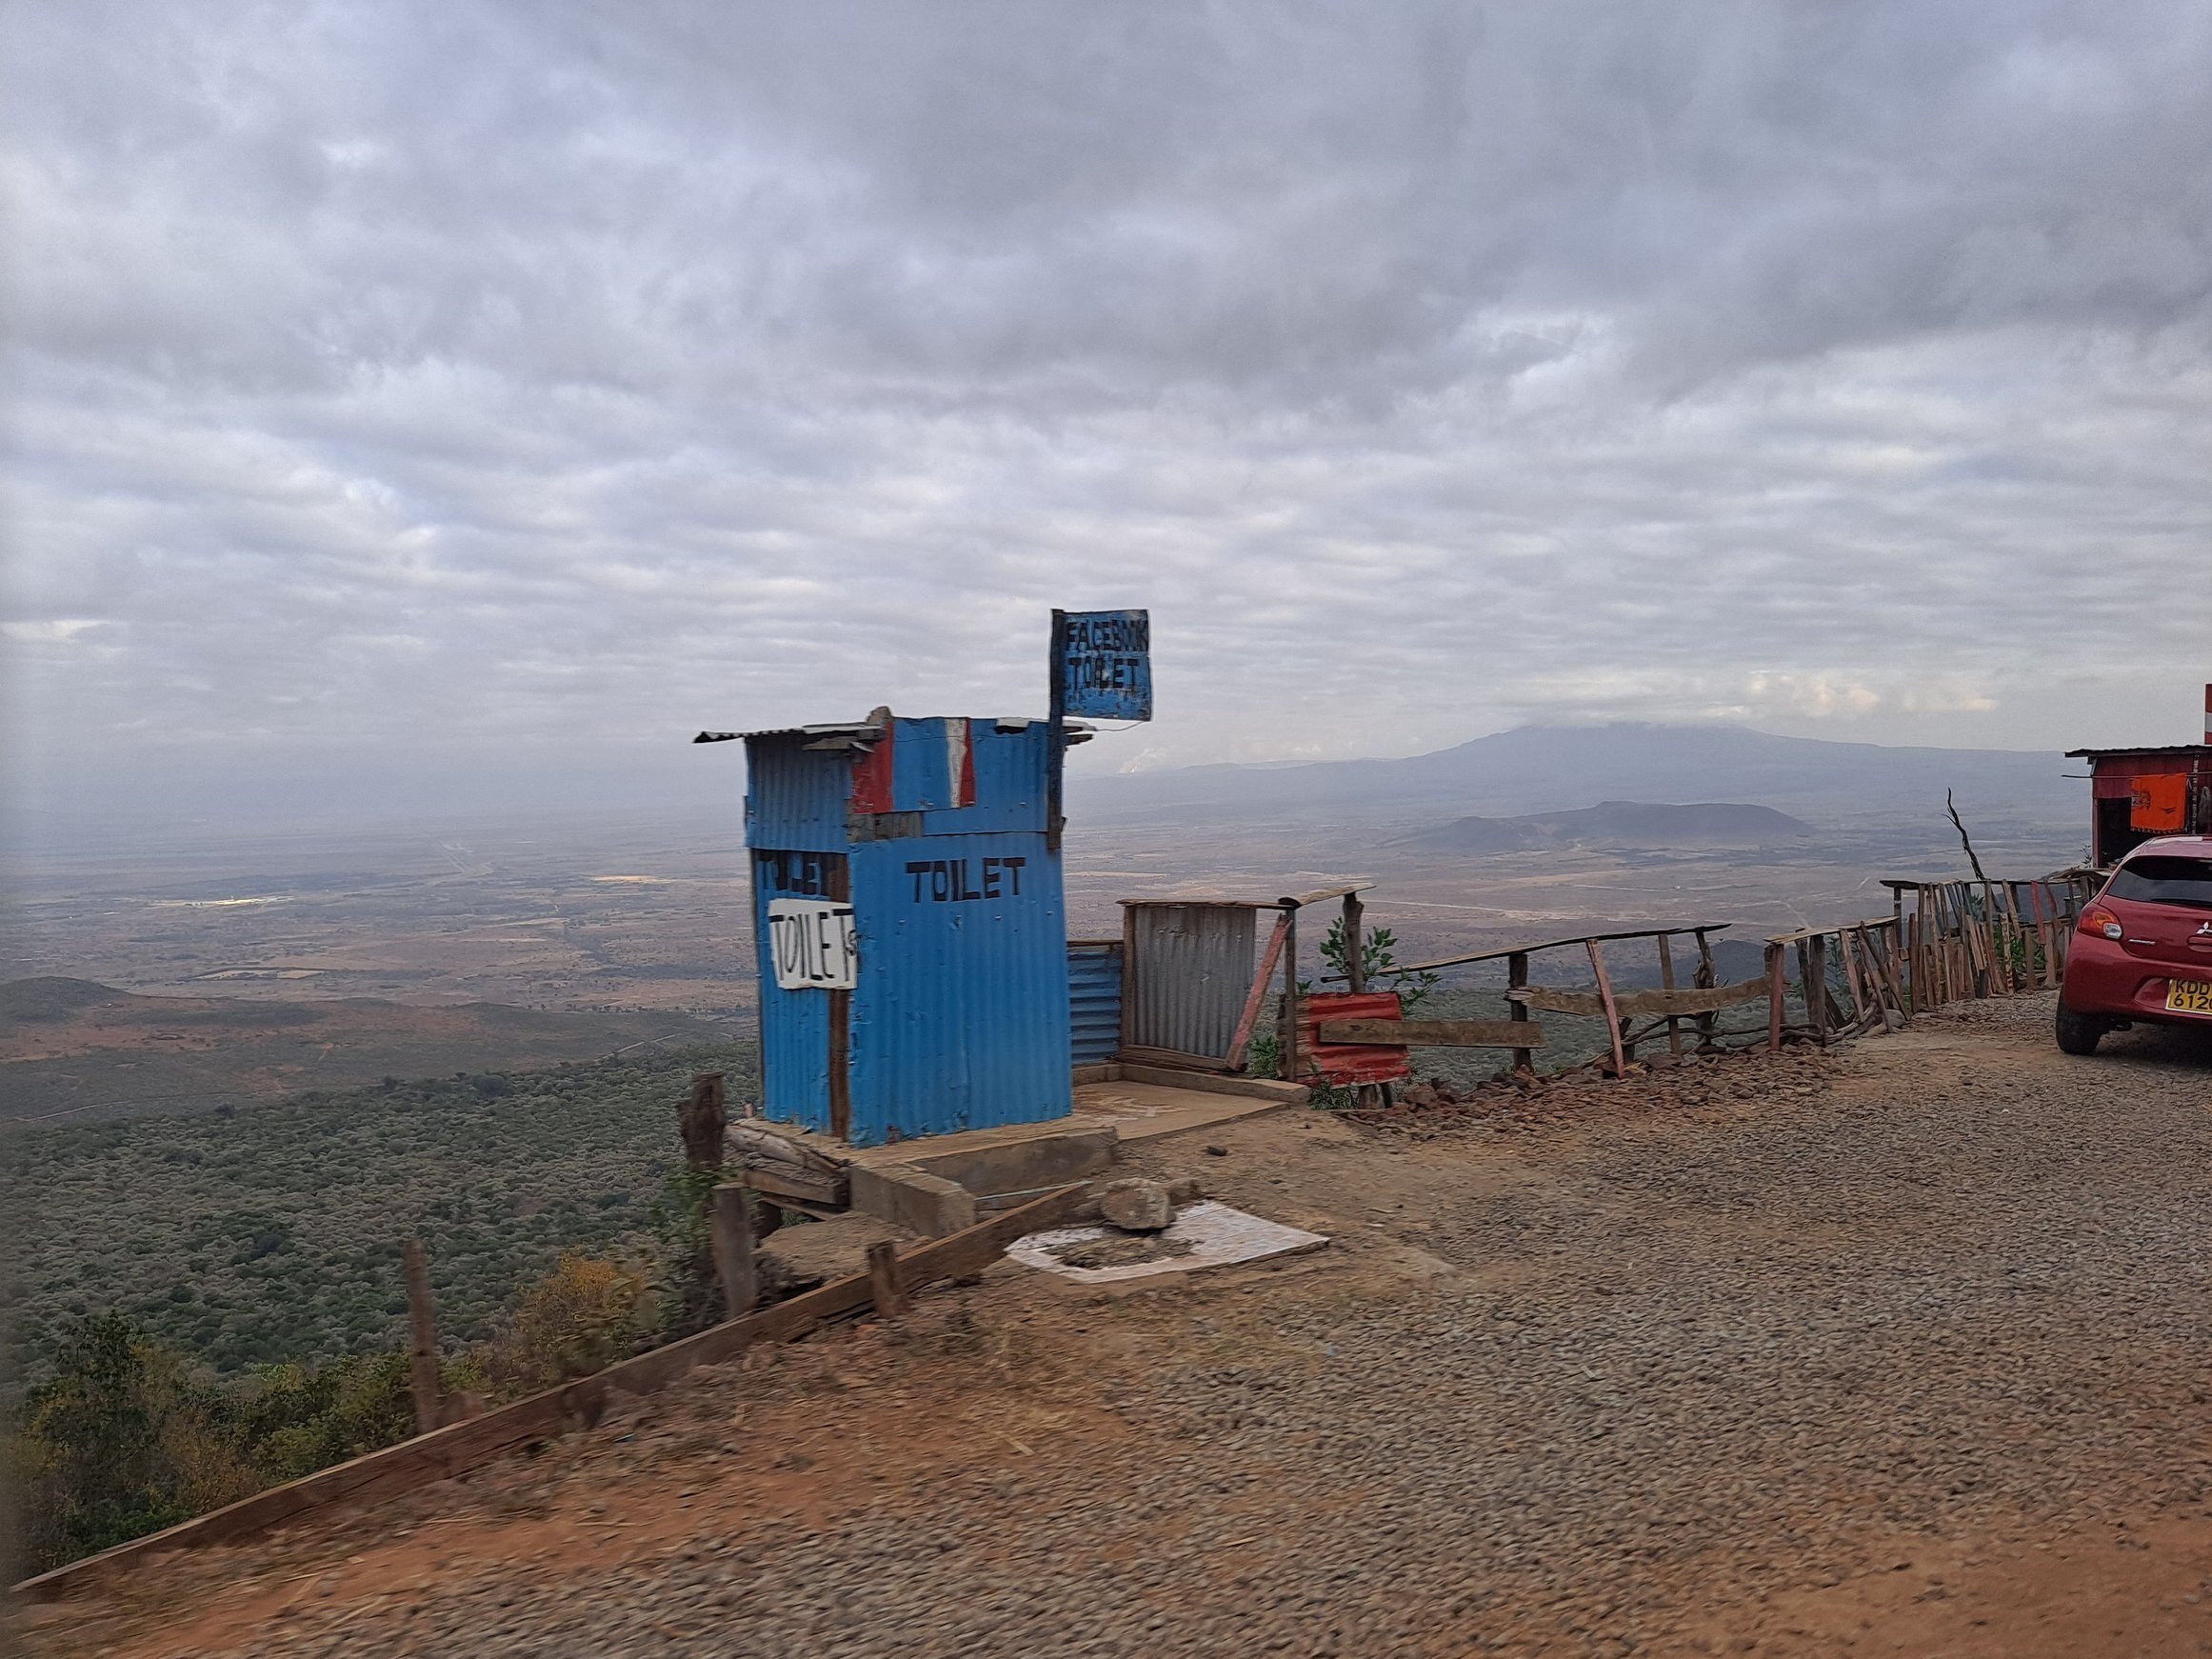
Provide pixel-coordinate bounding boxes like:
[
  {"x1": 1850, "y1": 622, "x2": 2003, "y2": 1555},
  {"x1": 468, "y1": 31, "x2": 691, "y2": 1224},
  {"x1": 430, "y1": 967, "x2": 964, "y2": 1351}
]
[{"x1": 16, "y1": 991, "x2": 2212, "y2": 1657}]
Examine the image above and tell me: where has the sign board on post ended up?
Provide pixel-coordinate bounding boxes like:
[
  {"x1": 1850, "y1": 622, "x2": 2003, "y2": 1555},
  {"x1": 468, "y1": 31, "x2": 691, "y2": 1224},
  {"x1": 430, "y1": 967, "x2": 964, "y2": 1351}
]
[
  {"x1": 1058, "y1": 610, "x2": 1152, "y2": 721},
  {"x1": 767, "y1": 897, "x2": 858, "y2": 990},
  {"x1": 1047, "y1": 608, "x2": 1150, "y2": 851}
]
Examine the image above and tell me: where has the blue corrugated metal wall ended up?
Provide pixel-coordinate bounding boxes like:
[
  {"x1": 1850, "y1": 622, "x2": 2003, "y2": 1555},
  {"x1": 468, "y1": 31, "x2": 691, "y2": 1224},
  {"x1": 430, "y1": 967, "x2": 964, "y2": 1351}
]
[
  {"x1": 745, "y1": 734, "x2": 855, "y2": 852},
  {"x1": 1067, "y1": 942, "x2": 1123, "y2": 1066}
]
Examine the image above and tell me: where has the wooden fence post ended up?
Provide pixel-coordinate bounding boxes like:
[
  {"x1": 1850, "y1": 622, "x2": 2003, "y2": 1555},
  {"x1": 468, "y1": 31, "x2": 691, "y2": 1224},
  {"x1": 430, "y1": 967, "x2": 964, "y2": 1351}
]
[
  {"x1": 402, "y1": 1238, "x2": 441, "y2": 1437},
  {"x1": 1657, "y1": 934, "x2": 1684, "y2": 1056},
  {"x1": 1278, "y1": 901, "x2": 1301, "y2": 1084},
  {"x1": 679, "y1": 1072, "x2": 727, "y2": 1170},
  {"x1": 866, "y1": 1239, "x2": 909, "y2": 1318},
  {"x1": 1507, "y1": 950, "x2": 1533, "y2": 1073},
  {"x1": 1692, "y1": 929, "x2": 1719, "y2": 1050},
  {"x1": 710, "y1": 1182, "x2": 759, "y2": 1319},
  {"x1": 1766, "y1": 942, "x2": 1785, "y2": 1052},
  {"x1": 1342, "y1": 891, "x2": 1365, "y2": 994}
]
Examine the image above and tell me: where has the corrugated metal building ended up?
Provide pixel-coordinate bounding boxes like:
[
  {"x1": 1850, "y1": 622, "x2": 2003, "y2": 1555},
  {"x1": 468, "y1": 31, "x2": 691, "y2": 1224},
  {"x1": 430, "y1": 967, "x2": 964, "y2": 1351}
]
[
  {"x1": 2067, "y1": 744, "x2": 2212, "y2": 866},
  {"x1": 744, "y1": 710, "x2": 1074, "y2": 1146}
]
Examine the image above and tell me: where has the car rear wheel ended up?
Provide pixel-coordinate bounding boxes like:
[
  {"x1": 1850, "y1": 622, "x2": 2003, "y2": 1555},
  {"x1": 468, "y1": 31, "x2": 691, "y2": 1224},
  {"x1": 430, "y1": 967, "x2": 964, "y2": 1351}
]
[{"x1": 2055, "y1": 1002, "x2": 2106, "y2": 1056}]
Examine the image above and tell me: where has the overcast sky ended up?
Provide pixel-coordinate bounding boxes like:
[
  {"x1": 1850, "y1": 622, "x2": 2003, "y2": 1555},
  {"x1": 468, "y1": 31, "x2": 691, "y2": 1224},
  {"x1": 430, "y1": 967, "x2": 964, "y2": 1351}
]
[{"x1": 5, "y1": 1, "x2": 2208, "y2": 828}]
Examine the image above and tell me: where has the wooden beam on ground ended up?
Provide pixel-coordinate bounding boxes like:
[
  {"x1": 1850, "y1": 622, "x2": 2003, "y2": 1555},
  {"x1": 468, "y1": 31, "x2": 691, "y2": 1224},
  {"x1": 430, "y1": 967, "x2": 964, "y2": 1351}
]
[{"x1": 1318, "y1": 1019, "x2": 1544, "y2": 1049}]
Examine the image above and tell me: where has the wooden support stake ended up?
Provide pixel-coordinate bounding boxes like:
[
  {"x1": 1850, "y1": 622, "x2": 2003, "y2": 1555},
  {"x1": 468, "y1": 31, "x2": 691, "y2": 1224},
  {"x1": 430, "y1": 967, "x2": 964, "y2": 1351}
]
[
  {"x1": 678, "y1": 1072, "x2": 727, "y2": 1170},
  {"x1": 710, "y1": 1182, "x2": 759, "y2": 1319},
  {"x1": 402, "y1": 1238, "x2": 441, "y2": 1438},
  {"x1": 1766, "y1": 942, "x2": 1785, "y2": 1052},
  {"x1": 1586, "y1": 938, "x2": 1629, "y2": 1077},
  {"x1": 1342, "y1": 891, "x2": 1365, "y2": 994},
  {"x1": 1836, "y1": 929, "x2": 1868, "y2": 1028},
  {"x1": 1507, "y1": 950, "x2": 1534, "y2": 1073},
  {"x1": 1693, "y1": 929, "x2": 1719, "y2": 1049},
  {"x1": 1657, "y1": 934, "x2": 1683, "y2": 1056},
  {"x1": 1226, "y1": 910, "x2": 1291, "y2": 1071},
  {"x1": 865, "y1": 1239, "x2": 908, "y2": 1319},
  {"x1": 1278, "y1": 902, "x2": 1301, "y2": 1084}
]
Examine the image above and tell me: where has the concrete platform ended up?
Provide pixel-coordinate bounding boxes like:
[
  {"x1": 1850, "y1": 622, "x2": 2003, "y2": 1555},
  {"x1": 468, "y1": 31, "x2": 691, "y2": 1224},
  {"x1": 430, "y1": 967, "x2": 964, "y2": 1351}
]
[{"x1": 738, "y1": 1067, "x2": 1307, "y2": 1236}]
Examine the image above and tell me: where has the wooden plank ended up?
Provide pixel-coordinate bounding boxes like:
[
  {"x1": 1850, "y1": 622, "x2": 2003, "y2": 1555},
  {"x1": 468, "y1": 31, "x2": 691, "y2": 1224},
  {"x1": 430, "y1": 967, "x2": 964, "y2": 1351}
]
[
  {"x1": 1393, "y1": 923, "x2": 1733, "y2": 976},
  {"x1": 1342, "y1": 892, "x2": 1365, "y2": 995},
  {"x1": 1113, "y1": 1063, "x2": 1308, "y2": 1103},
  {"x1": 1114, "y1": 1044, "x2": 1234, "y2": 1073},
  {"x1": 1279, "y1": 905, "x2": 1300, "y2": 1084},
  {"x1": 1225, "y1": 910, "x2": 1291, "y2": 1071},
  {"x1": 1587, "y1": 939, "x2": 1628, "y2": 1077},
  {"x1": 1318, "y1": 1019, "x2": 1544, "y2": 1049},
  {"x1": 744, "y1": 1165, "x2": 847, "y2": 1207},
  {"x1": 1507, "y1": 977, "x2": 1771, "y2": 1019}
]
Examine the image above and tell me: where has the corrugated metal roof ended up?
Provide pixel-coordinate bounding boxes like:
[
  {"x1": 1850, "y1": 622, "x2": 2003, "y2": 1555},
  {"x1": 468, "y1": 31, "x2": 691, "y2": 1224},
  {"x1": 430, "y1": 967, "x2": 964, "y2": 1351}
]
[{"x1": 2065, "y1": 745, "x2": 2212, "y2": 758}]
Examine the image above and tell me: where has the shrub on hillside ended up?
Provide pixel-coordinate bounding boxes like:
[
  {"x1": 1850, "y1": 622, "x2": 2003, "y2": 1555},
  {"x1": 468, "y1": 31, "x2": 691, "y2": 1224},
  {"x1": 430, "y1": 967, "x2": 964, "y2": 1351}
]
[{"x1": 479, "y1": 1251, "x2": 651, "y2": 1397}]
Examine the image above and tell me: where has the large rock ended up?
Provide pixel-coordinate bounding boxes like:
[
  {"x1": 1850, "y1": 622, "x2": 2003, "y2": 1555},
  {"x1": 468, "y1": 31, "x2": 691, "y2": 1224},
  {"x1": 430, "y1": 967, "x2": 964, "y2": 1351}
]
[{"x1": 1097, "y1": 1178, "x2": 1176, "y2": 1232}]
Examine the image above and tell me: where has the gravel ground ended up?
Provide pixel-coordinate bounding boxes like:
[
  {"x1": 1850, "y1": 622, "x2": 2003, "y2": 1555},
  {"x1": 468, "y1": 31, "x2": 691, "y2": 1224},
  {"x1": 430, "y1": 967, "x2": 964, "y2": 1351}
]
[{"x1": 20, "y1": 991, "x2": 2212, "y2": 1658}]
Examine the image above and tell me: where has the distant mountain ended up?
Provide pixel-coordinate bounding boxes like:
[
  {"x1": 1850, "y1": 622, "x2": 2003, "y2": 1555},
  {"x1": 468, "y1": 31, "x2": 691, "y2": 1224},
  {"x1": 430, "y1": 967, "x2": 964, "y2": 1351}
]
[
  {"x1": 1396, "y1": 800, "x2": 1814, "y2": 853},
  {"x1": 1075, "y1": 722, "x2": 2078, "y2": 826}
]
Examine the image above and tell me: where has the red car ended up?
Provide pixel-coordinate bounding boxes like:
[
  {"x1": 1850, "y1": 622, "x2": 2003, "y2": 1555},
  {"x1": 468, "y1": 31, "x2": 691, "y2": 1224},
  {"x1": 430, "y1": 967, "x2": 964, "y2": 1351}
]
[{"x1": 2057, "y1": 833, "x2": 2212, "y2": 1054}]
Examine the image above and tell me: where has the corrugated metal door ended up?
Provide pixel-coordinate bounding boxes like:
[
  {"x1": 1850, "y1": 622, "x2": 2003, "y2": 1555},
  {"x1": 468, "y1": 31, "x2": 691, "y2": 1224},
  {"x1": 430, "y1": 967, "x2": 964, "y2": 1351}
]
[
  {"x1": 1124, "y1": 904, "x2": 1256, "y2": 1063},
  {"x1": 1067, "y1": 942, "x2": 1123, "y2": 1066}
]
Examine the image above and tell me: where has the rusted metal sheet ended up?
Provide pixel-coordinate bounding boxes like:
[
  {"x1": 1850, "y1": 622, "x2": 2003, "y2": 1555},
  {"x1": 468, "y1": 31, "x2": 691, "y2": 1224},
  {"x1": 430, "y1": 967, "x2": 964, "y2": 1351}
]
[
  {"x1": 1297, "y1": 991, "x2": 1412, "y2": 1085},
  {"x1": 1123, "y1": 903, "x2": 1256, "y2": 1063}
]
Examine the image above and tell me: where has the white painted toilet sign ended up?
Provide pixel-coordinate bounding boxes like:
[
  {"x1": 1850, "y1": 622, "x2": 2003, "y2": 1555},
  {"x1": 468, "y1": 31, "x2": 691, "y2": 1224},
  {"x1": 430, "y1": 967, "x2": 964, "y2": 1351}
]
[{"x1": 767, "y1": 898, "x2": 859, "y2": 990}]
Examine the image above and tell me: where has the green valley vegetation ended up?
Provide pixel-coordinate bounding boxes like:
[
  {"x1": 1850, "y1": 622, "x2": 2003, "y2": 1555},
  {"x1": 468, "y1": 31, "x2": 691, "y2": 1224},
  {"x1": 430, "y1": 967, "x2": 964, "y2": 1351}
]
[
  {"x1": 1, "y1": 1042, "x2": 759, "y2": 1391},
  {"x1": 3, "y1": 1043, "x2": 761, "y2": 1574}
]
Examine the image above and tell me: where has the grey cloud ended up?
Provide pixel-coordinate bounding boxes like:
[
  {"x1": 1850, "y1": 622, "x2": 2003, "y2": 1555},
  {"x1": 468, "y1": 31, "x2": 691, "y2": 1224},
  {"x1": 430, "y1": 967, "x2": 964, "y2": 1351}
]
[{"x1": 5, "y1": 0, "x2": 2209, "y2": 831}]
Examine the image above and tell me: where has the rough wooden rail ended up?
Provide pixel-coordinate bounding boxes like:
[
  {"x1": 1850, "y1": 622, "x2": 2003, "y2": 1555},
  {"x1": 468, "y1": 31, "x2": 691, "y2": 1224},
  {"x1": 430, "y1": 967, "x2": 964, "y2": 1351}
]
[{"x1": 10, "y1": 1184, "x2": 1088, "y2": 1606}]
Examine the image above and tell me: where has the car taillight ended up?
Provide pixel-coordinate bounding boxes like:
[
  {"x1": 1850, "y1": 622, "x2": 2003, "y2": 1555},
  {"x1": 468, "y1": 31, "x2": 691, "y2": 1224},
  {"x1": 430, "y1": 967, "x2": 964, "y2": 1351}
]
[{"x1": 2079, "y1": 905, "x2": 2123, "y2": 941}]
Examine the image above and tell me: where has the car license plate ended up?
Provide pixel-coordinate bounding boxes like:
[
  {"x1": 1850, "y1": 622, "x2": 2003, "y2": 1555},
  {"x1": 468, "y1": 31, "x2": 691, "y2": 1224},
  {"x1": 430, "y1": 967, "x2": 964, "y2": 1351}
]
[{"x1": 2165, "y1": 979, "x2": 2212, "y2": 1016}]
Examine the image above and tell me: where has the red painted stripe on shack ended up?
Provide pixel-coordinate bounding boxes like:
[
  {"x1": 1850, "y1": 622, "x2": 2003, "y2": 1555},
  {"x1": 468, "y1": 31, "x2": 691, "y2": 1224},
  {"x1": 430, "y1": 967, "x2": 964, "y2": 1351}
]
[{"x1": 850, "y1": 726, "x2": 896, "y2": 814}]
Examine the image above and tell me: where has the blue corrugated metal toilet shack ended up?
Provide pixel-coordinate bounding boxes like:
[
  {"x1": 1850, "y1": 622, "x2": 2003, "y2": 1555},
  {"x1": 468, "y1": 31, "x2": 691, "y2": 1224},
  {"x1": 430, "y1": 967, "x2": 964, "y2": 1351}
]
[{"x1": 742, "y1": 708, "x2": 1074, "y2": 1146}]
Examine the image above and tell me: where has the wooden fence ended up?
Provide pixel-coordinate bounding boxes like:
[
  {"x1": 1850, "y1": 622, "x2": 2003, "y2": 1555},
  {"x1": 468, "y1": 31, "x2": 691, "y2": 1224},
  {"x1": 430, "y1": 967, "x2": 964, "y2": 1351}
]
[
  {"x1": 1341, "y1": 870, "x2": 2098, "y2": 1072},
  {"x1": 1762, "y1": 873, "x2": 2093, "y2": 1048}
]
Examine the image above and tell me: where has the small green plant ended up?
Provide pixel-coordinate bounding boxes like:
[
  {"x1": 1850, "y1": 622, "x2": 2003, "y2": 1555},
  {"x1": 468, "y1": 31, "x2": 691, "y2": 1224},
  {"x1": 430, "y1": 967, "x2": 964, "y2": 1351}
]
[
  {"x1": 648, "y1": 1164, "x2": 726, "y2": 1339},
  {"x1": 1317, "y1": 920, "x2": 1439, "y2": 1011}
]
